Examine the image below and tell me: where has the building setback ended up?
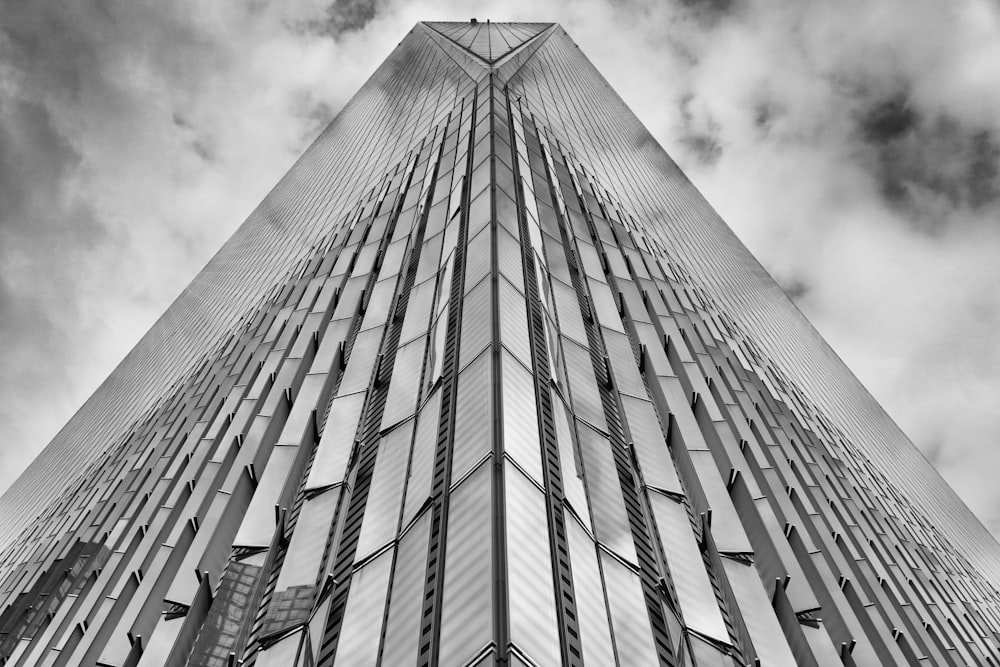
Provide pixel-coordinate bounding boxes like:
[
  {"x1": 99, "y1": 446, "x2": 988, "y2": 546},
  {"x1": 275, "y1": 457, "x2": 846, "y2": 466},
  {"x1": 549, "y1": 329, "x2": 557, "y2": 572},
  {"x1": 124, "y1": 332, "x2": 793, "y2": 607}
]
[{"x1": 1, "y1": 20, "x2": 999, "y2": 666}]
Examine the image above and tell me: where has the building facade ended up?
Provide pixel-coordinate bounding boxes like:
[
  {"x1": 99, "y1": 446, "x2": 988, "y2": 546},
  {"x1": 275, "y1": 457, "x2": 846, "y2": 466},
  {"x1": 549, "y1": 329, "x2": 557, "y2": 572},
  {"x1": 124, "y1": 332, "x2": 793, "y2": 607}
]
[{"x1": 1, "y1": 21, "x2": 999, "y2": 666}]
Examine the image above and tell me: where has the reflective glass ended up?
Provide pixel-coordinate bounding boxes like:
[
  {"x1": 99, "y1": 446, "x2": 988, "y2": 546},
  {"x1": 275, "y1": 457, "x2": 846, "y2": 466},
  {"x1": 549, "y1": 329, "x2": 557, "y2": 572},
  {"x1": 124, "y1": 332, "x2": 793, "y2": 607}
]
[
  {"x1": 600, "y1": 550, "x2": 660, "y2": 667},
  {"x1": 354, "y1": 424, "x2": 412, "y2": 560},
  {"x1": 647, "y1": 492, "x2": 729, "y2": 644},
  {"x1": 505, "y1": 461, "x2": 560, "y2": 666},
  {"x1": 333, "y1": 550, "x2": 393, "y2": 665},
  {"x1": 500, "y1": 351, "x2": 543, "y2": 484},
  {"x1": 381, "y1": 512, "x2": 431, "y2": 666},
  {"x1": 439, "y1": 462, "x2": 493, "y2": 666},
  {"x1": 450, "y1": 350, "x2": 493, "y2": 484}
]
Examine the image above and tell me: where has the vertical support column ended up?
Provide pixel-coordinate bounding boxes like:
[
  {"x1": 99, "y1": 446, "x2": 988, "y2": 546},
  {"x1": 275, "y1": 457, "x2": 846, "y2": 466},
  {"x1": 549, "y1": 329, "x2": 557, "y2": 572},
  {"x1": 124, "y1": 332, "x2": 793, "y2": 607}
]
[
  {"x1": 504, "y1": 91, "x2": 584, "y2": 667},
  {"x1": 416, "y1": 84, "x2": 480, "y2": 667}
]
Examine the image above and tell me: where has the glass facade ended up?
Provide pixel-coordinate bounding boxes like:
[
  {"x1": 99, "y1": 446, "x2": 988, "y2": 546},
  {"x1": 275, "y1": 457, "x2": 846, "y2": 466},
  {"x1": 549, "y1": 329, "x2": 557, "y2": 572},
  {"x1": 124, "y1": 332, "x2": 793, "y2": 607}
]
[{"x1": 1, "y1": 20, "x2": 999, "y2": 666}]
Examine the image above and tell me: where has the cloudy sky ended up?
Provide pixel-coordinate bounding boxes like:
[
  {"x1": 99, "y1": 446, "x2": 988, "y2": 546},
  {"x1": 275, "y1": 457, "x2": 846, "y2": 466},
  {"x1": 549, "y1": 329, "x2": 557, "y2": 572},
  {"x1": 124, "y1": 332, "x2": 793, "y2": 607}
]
[{"x1": 1, "y1": 0, "x2": 999, "y2": 540}]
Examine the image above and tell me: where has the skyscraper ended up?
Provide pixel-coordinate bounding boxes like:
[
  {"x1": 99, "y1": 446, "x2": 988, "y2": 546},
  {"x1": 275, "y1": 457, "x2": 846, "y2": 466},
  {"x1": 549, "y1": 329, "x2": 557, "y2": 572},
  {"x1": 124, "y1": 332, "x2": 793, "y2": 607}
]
[{"x1": 1, "y1": 18, "x2": 998, "y2": 665}]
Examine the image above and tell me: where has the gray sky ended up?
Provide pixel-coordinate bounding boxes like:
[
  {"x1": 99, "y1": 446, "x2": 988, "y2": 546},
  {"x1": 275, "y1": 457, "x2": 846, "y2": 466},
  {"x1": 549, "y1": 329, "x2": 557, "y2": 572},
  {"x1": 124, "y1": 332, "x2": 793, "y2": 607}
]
[{"x1": 1, "y1": 0, "x2": 999, "y2": 540}]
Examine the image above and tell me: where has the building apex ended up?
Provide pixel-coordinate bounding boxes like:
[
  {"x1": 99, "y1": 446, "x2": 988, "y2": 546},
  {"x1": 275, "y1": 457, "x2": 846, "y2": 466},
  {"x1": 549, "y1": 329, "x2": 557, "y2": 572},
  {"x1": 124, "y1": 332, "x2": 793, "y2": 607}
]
[{"x1": 420, "y1": 21, "x2": 556, "y2": 66}]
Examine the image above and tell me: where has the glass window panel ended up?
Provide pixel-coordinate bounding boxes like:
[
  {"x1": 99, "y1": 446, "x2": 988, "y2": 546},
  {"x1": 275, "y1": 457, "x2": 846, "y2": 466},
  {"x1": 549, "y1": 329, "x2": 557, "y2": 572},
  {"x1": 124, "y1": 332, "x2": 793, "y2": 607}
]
[
  {"x1": 602, "y1": 328, "x2": 645, "y2": 398},
  {"x1": 619, "y1": 395, "x2": 683, "y2": 495},
  {"x1": 381, "y1": 336, "x2": 427, "y2": 432},
  {"x1": 495, "y1": 159, "x2": 515, "y2": 199},
  {"x1": 306, "y1": 391, "x2": 365, "y2": 491},
  {"x1": 334, "y1": 549, "x2": 393, "y2": 666},
  {"x1": 541, "y1": 229, "x2": 571, "y2": 284},
  {"x1": 495, "y1": 188, "x2": 520, "y2": 241},
  {"x1": 381, "y1": 511, "x2": 431, "y2": 666},
  {"x1": 308, "y1": 595, "x2": 332, "y2": 661},
  {"x1": 505, "y1": 461, "x2": 560, "y2": 666},
  {"x1": 426, "y1": 201, "x2": 449, "y2": 245},
  {"x1": 566, "y1": 517, "x2": 624, "y2": 665},
  {"x1": 647, "y1": 492, "x2": 729, "y2": 644},
  {"x1": 576, "y1": 423, "x2": 636, "y2": 563},
  {"x1": 460, "y1": 275, "x2": 492, "y2": 371},
  {"x1": 426, "y1": 311, "x2": 448, "y2": 393},
  {"x1": 469, "y1": 158, "x2": 490, "y2": 202},
  {"x1": 545, "y1": 313, "x2": 566, "y2": 391},
  {"x1": 496, "y1": 227, "x2": 524, "y2": 292},
  {"x1": 448, "y1": 175, "x2": 464, "y2": 221},
  {"x1": 553, "y1": 394, "x2": 591, "y2": 528},
  {"x1": 255, "y1": 627, "x2": 304, "y2": 667},
  {"x1": 561, "y1": 339, "x2": 608, "y2": 433},
  {"x1": 450, "y1": 350, "x2": 493, "y2": 484},
  {"x1": 721, "y1": 558, "x2": 798, "y2": 667},
  {"x1": 521, "y1": 180, "x2": 539, "y2": 226},
  {"x1": 135, "y1": 616, "x2": 184, "y2": 667},
  {"x1": 442, "y1": 216, "x2": 461, "y2": 263},
  {"x1": 574, "y1": 242, "x2": 604, "y2": 282},
  {"x1": 234, "y1": 445, "x2": 298, "y2": 548},
  {"x1": 689, "y1": 635, "x2": 732, "y2": 667},
  {"x1": 600, "y1": 551, "x2": 660, "y2": 667},
  {"x1": 402, "y1": 389, "x2": 442, "y2": 528},
  {"x1": 501, "y1": 352, "x2": 543, "y2": 485},
  {"x1": 498, "y1": 278, "x2": 531, "y2": 369},
  {"x1": 600, "y1": 244, "x2": 630, "y2": 281},
  {"x1": 360, "y1": 277, "x2": 398, "y2": 332},
  {"x1": 355, "y1": 423, "x2": 413, "y2": 561},
  {"x1": 182, "y1": 555, "x2": 259, "y2": 666},
  {"x1": 467, "y1": 187, "x2": 492, "y2": 241},
  {"x1": 338, "y1": 327, "x2": 382, "y2": 395},
  {"x1": 434, "y1": 253, "x2": 456, "y2": 316},
  {"x1": 688, "y1": 450, "x2": 752, "y2": 554},
  {"x1": 588, "y1": 279, "x2": 624, "y2": 332},
  {"x1": 439, "y1": 462, "x2": 493, "y2": 667},
  {"x1": 400, "y1": 278, "x2": 436, "y2": 345},
  {"x1": 415, "y1": 232, "x2": 444, "y2": 284},
  {"x1": 463, "y1": 226, "x2": 491, "y2": 290},
  {"x1": 800, "y1": 624, "x2": 845, "y2": 665},
  {"x1": 276, "y1": 486, "x2": 338, "y2": 590}
]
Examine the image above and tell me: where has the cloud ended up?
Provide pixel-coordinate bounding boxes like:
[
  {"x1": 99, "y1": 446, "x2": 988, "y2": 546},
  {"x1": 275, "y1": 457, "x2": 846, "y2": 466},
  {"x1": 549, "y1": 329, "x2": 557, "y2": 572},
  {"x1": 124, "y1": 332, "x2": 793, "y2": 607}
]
[
  {"x1": 317, "y1": 0, "x2": 381, "y2": 36},
  {"x1": 0, "y1": 0, "x2": 375, "y2": 493},
  {"x1": 645, "y1": 0, "x2": 1000, "y2": 536}
]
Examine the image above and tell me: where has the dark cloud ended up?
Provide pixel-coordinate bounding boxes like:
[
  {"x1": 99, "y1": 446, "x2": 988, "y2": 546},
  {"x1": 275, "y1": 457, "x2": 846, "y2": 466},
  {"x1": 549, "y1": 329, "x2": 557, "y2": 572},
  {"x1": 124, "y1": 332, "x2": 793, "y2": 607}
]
[
  {"x1": 0, "y1": 95, "x2": 106, "y2": 271},
  {"x1": 677, "y1": 0, "x2": 740, "y2": 25},
  {"x1": 680, "y1": 132, "x2": 723, "y2": 165},
  {"x1": 0, "y1": 91, "x2": 107, "y2": 494},
  {"x1": 289, "y1": 92, "x2": 338, "y2": 143},
  {"x1": 857, "y1": 111, "x2": 1000, "y2": 225},
  {"x1": 752, "y1": 101, "x2": 782, "y2": 136},
  {"x1": 780, "y1": 278, "x2": 810, "y2": 304},
  {"x1": 304, "y1": 0, "x2": 379, "y2": 37},
  {"x1": 967, "y1": 130, "x2": 1000, "y2": 208},
  {"x1": 859, "y1": 91, "x2": 917, "y2": 144},
  {"x1": 678, "y1": 94, "x2": 723, "y2": 165},
  {"x1": 0, "y1": 0, "x2": 381, "y2": 495}
]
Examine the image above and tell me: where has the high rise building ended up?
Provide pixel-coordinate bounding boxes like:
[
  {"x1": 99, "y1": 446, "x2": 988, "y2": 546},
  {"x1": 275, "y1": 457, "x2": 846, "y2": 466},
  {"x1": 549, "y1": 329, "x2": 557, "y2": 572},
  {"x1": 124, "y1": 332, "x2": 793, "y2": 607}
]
[{"x1": 0, "y1": 20, "x2": 998, "y2": 666}]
